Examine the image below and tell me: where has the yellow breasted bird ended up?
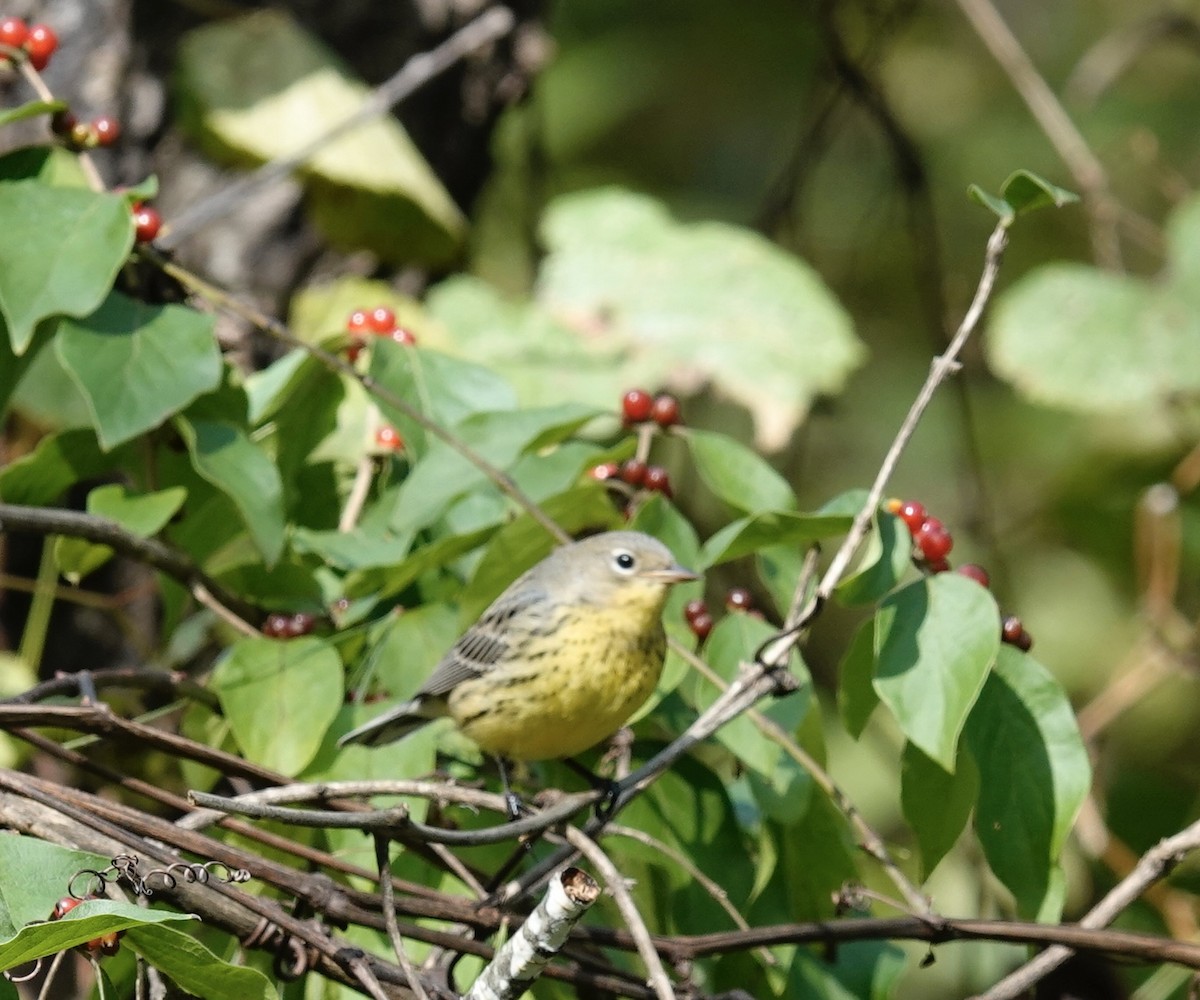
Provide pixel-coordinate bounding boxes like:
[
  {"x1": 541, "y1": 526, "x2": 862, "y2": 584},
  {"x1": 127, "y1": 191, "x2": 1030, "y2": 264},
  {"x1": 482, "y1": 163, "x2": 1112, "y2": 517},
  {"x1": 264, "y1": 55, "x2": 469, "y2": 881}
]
[{"x1": 338, "y1": 531, "x2": 696, "y2": 771}]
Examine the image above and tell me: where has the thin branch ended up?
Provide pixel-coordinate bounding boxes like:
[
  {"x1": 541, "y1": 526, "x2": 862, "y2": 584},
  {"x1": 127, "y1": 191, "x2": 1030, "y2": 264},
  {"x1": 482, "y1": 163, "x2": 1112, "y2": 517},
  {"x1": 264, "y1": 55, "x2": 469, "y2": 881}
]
[
  {"x1": 0, "y1": 502, "x2": 262, "y2": 625},
  {"x1": 374, "y1": 836, "x2": 431, "y2": 1000},
  {"x1": 1, "y1": 666, "x2": 218, "y2": 709},
  {"x1": 563, "y1": 827, "x2": 676, "y2": 1000},
  {"x1": 465, "y1": 867, "x2": 601, "y2": 1000},
  {"x1": 953, "y1": 0, "x2": 1122, "y2": 269},
  {"x1": 972, "y1": 815, "x2": 1200, "y2": 999},
  {"x1": 159, "y1": 6, "x2": 517, "y2": 246}
]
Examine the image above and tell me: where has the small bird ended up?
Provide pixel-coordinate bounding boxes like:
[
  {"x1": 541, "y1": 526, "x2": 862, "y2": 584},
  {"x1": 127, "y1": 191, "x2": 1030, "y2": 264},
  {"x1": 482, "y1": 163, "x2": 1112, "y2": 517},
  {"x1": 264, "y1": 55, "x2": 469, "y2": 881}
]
[{"x1": 339, "y1": 531, "x2": 696, "y2": 779}]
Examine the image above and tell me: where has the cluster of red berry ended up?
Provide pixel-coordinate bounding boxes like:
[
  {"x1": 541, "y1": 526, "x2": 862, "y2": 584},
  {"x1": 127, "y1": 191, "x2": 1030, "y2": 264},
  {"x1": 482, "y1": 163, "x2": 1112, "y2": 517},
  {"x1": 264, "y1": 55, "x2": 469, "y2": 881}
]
[
  {"x1": 262, "y1": 611, "x2": 315, "y2": 639},
  {"x1": 50, "y1": 108, "x2": 120, "y2": 150},
  {"x1": 589, "y1": 389, "x2": 684, "y2": 500},
  {"x1": 887, "y1": 498, "x2": 1032, "y2": 651},
  {"x1": 621, "y1": 388, "x2": 680, "y2": 428},
  {"x1": 345, "y1": 305, "x2": 416, "y2": 362},
  {"x1": 48, "y1": 895, "x2": 123, "y2": 957},
  {"x1": 684, "y1": 587, "x2": 758, "y2": 641},
  {"x1": 0, "y1": 16, "x2": 57, "y2": 70}
]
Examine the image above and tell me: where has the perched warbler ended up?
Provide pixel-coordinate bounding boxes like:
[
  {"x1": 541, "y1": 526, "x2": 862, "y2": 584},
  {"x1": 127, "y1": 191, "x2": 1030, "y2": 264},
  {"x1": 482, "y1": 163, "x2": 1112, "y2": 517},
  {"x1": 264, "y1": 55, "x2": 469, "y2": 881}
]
[{"x1": 339, "y1": 531, "x2": 696, "y2": 764}]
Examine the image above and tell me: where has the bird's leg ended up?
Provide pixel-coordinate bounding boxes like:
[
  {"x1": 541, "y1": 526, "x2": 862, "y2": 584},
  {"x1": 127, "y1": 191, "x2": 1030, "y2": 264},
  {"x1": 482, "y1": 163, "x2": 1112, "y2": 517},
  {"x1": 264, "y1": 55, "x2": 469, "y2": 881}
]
[
  {"x1": 496, "y1": 756, "x2": 524, "y2": 822},
  {"x1": 563, "y1": 757, "x2": 620, "y2": 819}
]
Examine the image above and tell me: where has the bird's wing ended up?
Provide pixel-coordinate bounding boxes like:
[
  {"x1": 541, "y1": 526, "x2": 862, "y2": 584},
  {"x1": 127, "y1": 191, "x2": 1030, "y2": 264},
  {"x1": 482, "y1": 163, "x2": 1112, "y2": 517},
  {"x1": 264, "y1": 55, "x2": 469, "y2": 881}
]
[{"x1": 416, "y1": 584, "x2": 551, "y2": 698}]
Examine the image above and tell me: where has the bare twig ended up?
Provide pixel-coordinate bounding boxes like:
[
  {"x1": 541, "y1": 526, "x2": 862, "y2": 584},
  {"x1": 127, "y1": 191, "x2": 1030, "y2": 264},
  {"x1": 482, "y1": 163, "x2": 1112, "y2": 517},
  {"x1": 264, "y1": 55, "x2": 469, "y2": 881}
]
[
  {"x1": 159, "y1": 7, "x2": 517, "y2": 246},
  {"x1": 972, "y1": 815, "x2": 1200, "y2": 999},
  {"x1": 465, "y1": 867, "x2": 600, "y2": 1000},
  {"x1": 374, "y1": 836, "x2": 431, "y2": 1000},
  {"x1": 562, "y1": 828, "x2": 676, "y2": 1000}
]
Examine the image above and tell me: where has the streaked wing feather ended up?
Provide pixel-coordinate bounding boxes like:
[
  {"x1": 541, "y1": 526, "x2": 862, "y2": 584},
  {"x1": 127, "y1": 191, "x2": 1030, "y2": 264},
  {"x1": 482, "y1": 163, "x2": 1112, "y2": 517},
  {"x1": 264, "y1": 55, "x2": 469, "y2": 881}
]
[{"x1": 416, "y1": 584, "x2": 550, "y2": 698}]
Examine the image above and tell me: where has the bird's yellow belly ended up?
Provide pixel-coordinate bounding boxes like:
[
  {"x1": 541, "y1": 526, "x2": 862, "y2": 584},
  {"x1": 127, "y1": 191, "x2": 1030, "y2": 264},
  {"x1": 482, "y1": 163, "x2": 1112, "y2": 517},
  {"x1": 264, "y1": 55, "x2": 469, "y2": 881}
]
[{"x1": 446, "y1": 610, "x2": 665, "y2": 761}]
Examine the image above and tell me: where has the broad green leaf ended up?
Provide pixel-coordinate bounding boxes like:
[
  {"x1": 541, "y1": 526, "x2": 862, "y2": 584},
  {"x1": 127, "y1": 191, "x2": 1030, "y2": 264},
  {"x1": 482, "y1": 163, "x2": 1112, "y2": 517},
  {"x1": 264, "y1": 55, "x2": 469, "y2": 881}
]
[
  {"x1": 873, "y1": 573, "x2": 999, "y2": 770},
  {"x1": 699, "y1": 510, "x2": 851, "y2": 568},
  {"x1": 0, "y1": 146, "x2": 89, "y2": 187},
  {"x1": 0, "y1": 836, "x2": 113, "y2": 931},
  {"x1": 0, "y1": 900, "x2": 194, "y2": 971},
  {"x1": 901, "y1": 741, "x2": 980, "y2": 877},
  {"x1": 0, "y1": 428, "x2": 119, "y2": 504},
  {"x1": 346, "y1": 523, "x2": 496, "y2": 603},
  {"x1": 389, "y1": 402, "x2": 597, "y2": 534},
  {"x1": 292, "y1": 525, "x2": 414, "y2": 571},
  {"x1": 176, "y1": 417, "x2": 286, "y2": 565},
  {"x1": 211, "y1": 636, "x2": 343, "y2": 775},
  {"x1": 837, "y1": 619, "x2": 879, "y2": 738},
  {"x1": 685, "y1": 428, "x2": 795, "y2": 514},
  {"x1": 0, "y1": 99, "x2": 66, "y2": 128},
  {"x1": 835, "y1": 510, "x2": 911, "y2": 606},
  {"x1": 55, "y1": 485, "x2": 187, "y2": 583},
  {"x1": 126, "y1": 924, "x2": 276, "y2": 1000},
  {"x1": 1000, "y1": 170, "x2": 1079, "y2": 214},
  {"x1": 786, "y1": 939, "x2": 907, "y2": 1000},
  {"x1": 0, "y1": 181, "x2": 132, "y2": 352},
  {"x1": 966, "y1": 646, "x2": 1091, "y2": 918},
  {"x1": 764, "y1": 788, "x2": 859, "y2": 921},
  {"x1": 56, "y1": 292, "x2": 222, "y2": 449},
  {"x1": 0, "y1": 317, "x2": 55, "y2": 417},
  {"x1": 366, "y1": 602, "x2": 461, "y2": 700},
  {"x1": 369, "y1": 340, "x2": 517, "y2": 457},
  {"x1": 177, "y1": 9, "x2": 464, "y2": 265}
]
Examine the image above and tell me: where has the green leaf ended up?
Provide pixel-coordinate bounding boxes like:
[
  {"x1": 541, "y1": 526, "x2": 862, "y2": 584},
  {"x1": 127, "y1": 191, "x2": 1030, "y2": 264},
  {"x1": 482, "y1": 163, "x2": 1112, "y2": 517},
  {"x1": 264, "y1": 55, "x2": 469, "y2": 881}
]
[
  {"x1": 369, "y1": 340, "x2": 518, "y2": 457},
  {"x1": 211, "y1": 636, "x2": 343, "y2": 776},
  {"x1": 0, "y1": 146, "x2": 89, "y2": 187},
  {"x1": 55, "y1": 485, "x2": 187, "y2": 583},
  {"x1": 177, "y1": 9, "x2": 464, "y2": 265},
  {"x1": 873, "y1": 574, "x2": 1000, "y2": 770},
  {"x1": 0, "y1": 429, "x2": 119, "y2": 505},
  {"x1": 837, "y1": 619, "x2": 879, "y2": 738},
  {"x1": 786, "y1": 939, "x2": 907, "y2": 1000},
  {"x1": 685, "y1": 428, "x2": 796, "y2": 514},
  {"x1": 835, "y1": 510, "x2": 911, "y2": 606},
  {"x1": 699, "y1": 510, "x2": 851, "y2": 568},
  {"x1": 56, "y1": 292, "x2": 222, "y2": 449},
  {"x1": 0, "y1": 900, "x2": 195, "y2": 971},
  {"x1": 0, "y1": 836, "x2": 113, "y2": 932},
  {"x1": 0, "y1": 316, "x2": 55, "y2": 417},
  {"x1": 176, "y1": 417, "x2": 286, "y2": 565},
  {"x1": 901, "y1": 741, "x2": 980, "y2": 877},
  {"x1": 0, "y1": 100, "x2": 66, "y2": 128},
  {"x1": 0, "y1": 181, "x2": 132, "y2": 352},
  {"x1": 765, "y1": 787, "x2": 859, "y2": 921},
  {"x1": 965, "y1": 646, "x2": 1091, "y2": 918},
  {"x1": 126, "y1": 924, "x2": 276, "y2": 1000},
  {"x1": 968, "y1": 184, "x2": 1013, "y2": 222},
  {"x1": 1000, "y1": 170, "x2": 1079, "y2": 214}
]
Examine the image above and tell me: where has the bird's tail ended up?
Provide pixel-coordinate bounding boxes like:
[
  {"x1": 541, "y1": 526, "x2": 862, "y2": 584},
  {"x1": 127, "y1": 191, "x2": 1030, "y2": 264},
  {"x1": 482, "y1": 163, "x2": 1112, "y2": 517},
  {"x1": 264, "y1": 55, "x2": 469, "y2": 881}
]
[{"x1": 337, "y1": 698, "x2": 441, "y2": 748}]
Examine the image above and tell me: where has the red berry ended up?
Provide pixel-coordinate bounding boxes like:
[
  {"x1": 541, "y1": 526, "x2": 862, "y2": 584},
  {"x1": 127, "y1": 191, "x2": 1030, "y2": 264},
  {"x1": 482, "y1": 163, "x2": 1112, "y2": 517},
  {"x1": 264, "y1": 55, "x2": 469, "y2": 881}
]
[
  {"x1": 286, "y1": 612, "x2": 315, "y2": 637},
  {"x1": 376, "y1": 425, "x2": 404, "y2": 451},
  {"x1": 689, "y1": 611, "x2": 714, "y2": 641},
  {"x1": 346, "y1": 339, "x2": 364, "y2": 363},
  {"x1": 957, "y1": 563, "x2": 990, "y2": 588},
  {"x1": 50, "y1": 896, "x2": 84, "y2": 920},
  {"x1": 367, "y1": 305, "x2": 396, "y2": 334},
  {"x1": 925, "y1": 557, "x2": 951, "y2": 574},
  {"x1": 588, "y1": 462, "x2": 620, "y2": 481},
  {"x1": 650, "y1": 393, "x2": 681, "y2": 428},
  {"x1": 0, "y1": 16, "x2": 29, "y2": 50},
  {"x1": 726, "y1": 587, "x2": 754, "y2": 612},
  {"x1": 132, "y1": 204, "x2": 162, "y2": 243},
  {"x1": 24, "y1": 23, "x2": 57, "y2": 70},
  {"x1": 346, "y1": 309, "x2": 370, "y2": 334},
  {"x1": 390, "y1": 327, "x2": 416, "y2": 346},
  {"x1": 92, "y1": 115, "x2": 120, "y2": 147},
  {"x1": 915, "y1": 517, "x2": 953, "y2": 562},
  {"x1": 263, "y1": 613, "x2": 289, "y2": 638},
  {"x1": 619, "y1": 459, "x2": 647, "y2": 487},
  {"x1": 897, "y1": 500, "x2": 928, "y2": 533},
  {"x1": 684, "y1": 598, "x2": 709, "y2": 624},
  {"x1": 1000, "y1": 615, "x2": 1024, "y2": 645},
  {"x1": 643, "y1": 465, "x2": 672, "y2": 497},
  {"x1": 1013, "y1": 628, "x2": 1033, "y2": 652},
  {"x1": 49, "y1": 108, "x2": 77, "y2": 138},
  {"x1": 621, "y1": 388, "x2": 653, "y2": 424}
]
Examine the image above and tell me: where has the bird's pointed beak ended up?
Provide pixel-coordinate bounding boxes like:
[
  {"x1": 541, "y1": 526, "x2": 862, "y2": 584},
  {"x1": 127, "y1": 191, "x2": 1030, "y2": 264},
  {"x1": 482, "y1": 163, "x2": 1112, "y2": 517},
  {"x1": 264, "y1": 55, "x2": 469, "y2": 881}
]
[{"x1": 639, "y1": 564, "x2": 699, "y2": 584}]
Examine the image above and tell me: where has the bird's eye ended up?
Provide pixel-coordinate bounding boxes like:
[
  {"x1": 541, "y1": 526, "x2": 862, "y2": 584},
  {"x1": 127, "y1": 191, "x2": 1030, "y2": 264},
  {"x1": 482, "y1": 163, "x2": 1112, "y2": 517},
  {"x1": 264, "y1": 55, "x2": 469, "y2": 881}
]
[{"x1": 612, "y1": 550, "x2": 637, "y2": 573}]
